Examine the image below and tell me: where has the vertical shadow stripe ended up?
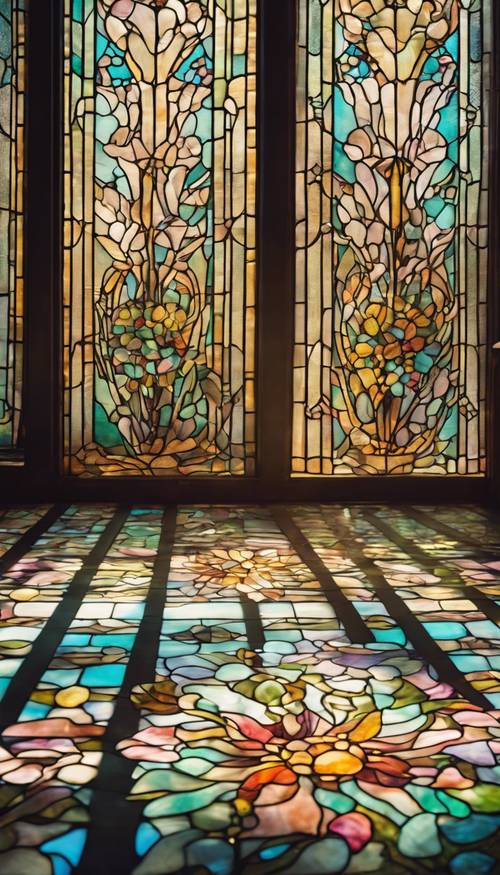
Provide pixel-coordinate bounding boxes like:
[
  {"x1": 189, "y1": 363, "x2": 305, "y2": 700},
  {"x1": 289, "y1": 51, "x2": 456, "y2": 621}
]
[
  {"x1": 0, "y1": 503, "x2": 69, "y2": 578},
  {"x1": 271, "y1": 506, "x2": 374, "y2": 644},
  {"x1": 74, "y1": 506, "x2": 177, "y2": 875},
  {"x1": 0, "y1": 506, "x2": 130, "y2": 732},
  {"x1": 320, "y1": 508, "x2": 491, "y2": 711}
]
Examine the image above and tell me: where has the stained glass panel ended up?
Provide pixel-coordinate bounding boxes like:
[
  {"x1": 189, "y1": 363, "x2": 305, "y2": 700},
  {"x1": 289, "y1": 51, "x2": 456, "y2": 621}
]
[
  {"x1": 63, "y1": 0, "x2": 256, "y2": 477},
  {"x1": 293, "y1": 0, "x2": 490, "y2": 476},
  {"x1": 0, "y1": 1, "x2": 25, "y2": 456}
]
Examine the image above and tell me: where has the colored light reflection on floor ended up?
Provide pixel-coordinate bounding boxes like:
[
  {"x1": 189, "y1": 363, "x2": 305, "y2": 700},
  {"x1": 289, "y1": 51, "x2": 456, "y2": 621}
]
[{"x1": 0, "y1": 504, "x2": 500, "y2": 874}]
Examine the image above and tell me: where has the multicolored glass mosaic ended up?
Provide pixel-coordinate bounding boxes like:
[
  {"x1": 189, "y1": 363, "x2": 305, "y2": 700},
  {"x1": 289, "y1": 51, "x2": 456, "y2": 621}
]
[
  {"x1": 0, "y1": 1, "x2": 25, "y2": 455},
  {"x1": 1, "y1": 503, "x2": 500, "y2": 873},
  {"x1": 0, "y1": 505, "x2": 117, "y2": 700},
  {"x1": 63, "y1": 0, "x2": 257, "y2": 477},
  {"x1": 293, "y1": 0, "x2": 490, "y2": 475},
  {"x1": 0, "y1": 506, "x2": 49, "y2": 558}
]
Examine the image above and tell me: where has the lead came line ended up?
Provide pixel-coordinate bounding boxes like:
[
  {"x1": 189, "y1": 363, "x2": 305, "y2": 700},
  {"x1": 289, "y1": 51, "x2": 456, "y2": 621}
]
[
  {"x1": 75, "y1": 506, "x2": 178, "y2": 875},
  {"x1": 0, "y1": 506, "x2": 130, "y2": 732},
  {"x1": 271, "y1": 506, "x2": 374, "y2": 644},
  {"x1": 320, "y1": 508, "x2": 491, "y2": 711}
]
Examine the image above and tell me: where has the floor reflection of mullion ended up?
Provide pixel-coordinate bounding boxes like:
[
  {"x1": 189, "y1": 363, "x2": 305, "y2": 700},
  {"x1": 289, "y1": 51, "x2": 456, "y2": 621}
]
[
  {"x1": 358, "y1": 511, "x2": 500, "y2": 708},
  {"x1": 303, "y1": 507, "x2": 491, "y2": 710},
  {"x1": 0, "y1": 506, "x2": 122, "y2": 701},
  {"x1": 361, "y1": 509, "x2": 500, "y2": 626},
  {"x1": 75, "y1": 506, "x2": 177, "y2": 875},
  {"x1": 404, "y1": 505, "x2": 498, "y2": 551},
  {"x1": 440, "y1": 503, "x2": 500, "y2": 533},
  {"x1": 96, "y1": 505, "x2": 337, "y2": 875},
  {"x1": 0, "y1": 507, "x2": 130, "y2": 731},
  {"x1": 0, "y1": 504, "x2": 69, "y2": 576},
  {"x1": 240, "y1": 593, "x2": 265, "y2": 650},
  {"x1": 362, "y1": 507, "x2": 479, "y2": 561},
  {"x1": 0, "y1": 505, "x2": 51, "y2": 556},
  {"x1": 271, "y1": 506, "x2": 374, "y2": 644},
  {"x1": 77, "y1": 507, "x2": 268, "y2": 874}
]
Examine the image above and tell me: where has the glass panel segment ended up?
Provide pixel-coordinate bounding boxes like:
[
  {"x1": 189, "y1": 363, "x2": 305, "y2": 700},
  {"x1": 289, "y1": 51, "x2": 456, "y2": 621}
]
[
  {"x1": 293, "y1": 0, "x2": 490, "y2": 476},
  {"x1": 0, "y1": 1, "x2": 25, "y2": 457},
  {"x1": 63, "y1": 0, "x2": 256, "y2": 477}
]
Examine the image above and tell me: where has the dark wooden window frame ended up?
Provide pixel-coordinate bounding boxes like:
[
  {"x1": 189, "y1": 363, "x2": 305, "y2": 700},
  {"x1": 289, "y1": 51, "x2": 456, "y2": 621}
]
[{"x1": 1, "y1": 0, "x2": 499, "y2": 505}]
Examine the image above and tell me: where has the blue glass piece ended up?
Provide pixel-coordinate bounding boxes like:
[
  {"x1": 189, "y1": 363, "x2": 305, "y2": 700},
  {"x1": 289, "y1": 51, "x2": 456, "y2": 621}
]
[
  {"x1": 135, "y1": 822, "x2": 161, "y2": 857},
  {"x1": 260, "y1": 844, "x2": 291, "y2": 861},
  {"x1": 80, "y1": 663, "x2": 126, "y2": 687},
  {"x1": 19, "y1": 701, "x2": 51, "y2": 721},
  {"x1": 422, "y1": 622, "x2": 466, "y2": 640},
  {"x1": 61, "y1": 634, "x2": 91, "y2": 647},
  {"x1": 42, "y1": 829, "x2": 87, "y2": 866},
  {"x1": 49, "y1": 855, "x2": 71, "y2": 875},
  {"x1": 373, "y1": 627, "x2": 406, "y2": 646},
  {"x1": 442, "y1": 814, "x2": 500, "y2": 844},
  {"x1": 0, "y1": 677, "x2": 11, "y2": 699},
  {"x1": 187, "y1": 838, "x2": 234, "y2": 875},
  {"x1": 450, "y1": 654, "x2": 490, "y2": 672},
  {"x1": 91, "y1": 634, "x2": 135, "y2": 650},
  {"x1": 450, "y1": 851, "x2": 495, "y2": 875}
]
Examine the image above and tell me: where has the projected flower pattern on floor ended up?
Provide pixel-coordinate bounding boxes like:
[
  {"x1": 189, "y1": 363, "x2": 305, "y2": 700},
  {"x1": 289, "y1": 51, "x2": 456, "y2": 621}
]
[
  {"x1": 122, "y1": 646, "x2": 500, "y2": 873},
  {"x1": 0, "y1": 504, "x2": 500, "y2": 873}
]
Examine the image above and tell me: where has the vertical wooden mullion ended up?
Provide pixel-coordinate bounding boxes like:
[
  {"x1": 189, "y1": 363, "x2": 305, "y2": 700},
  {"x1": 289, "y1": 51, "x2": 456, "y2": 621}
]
[
  {"x1": 24, "y1": 0, "x2": 63, "y2": 485},
  {"x1": 257, "y1": 0, "x2": 295, "y2": 486}
]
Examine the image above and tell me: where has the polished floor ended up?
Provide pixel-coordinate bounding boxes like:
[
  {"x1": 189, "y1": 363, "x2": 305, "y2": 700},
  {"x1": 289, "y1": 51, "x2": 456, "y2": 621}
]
[{"x1": 0, "y1": 504, "x2": 500, "y2": 874}]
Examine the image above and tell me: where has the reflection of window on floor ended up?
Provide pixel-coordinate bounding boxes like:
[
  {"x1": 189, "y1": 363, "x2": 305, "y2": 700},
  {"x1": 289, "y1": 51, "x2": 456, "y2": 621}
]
[{"x1": 1, "y1": 502, "x2": 500, "y2": 871}]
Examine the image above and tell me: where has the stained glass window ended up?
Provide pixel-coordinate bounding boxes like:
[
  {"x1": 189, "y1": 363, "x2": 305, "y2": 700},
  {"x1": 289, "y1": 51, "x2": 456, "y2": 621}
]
[
  {"x1": 63, "y1": 0, "x2": 256, "y2": 477},
  {"x1": 293, "y1": 0, "x2": 490, "y2": 476},
  {"x1": 0, "y1": 1, "x2": 25, "y2": 456}
]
